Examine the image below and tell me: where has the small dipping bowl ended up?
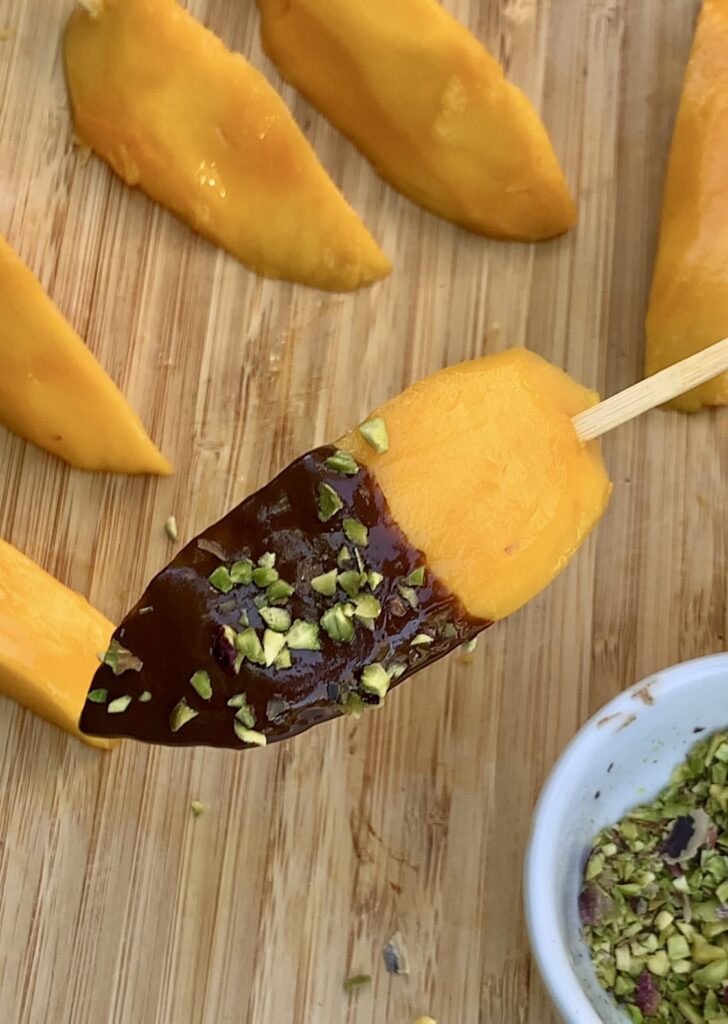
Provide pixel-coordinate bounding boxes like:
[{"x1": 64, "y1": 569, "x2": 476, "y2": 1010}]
[{"x1": 524, "y1": 653, "x2": 728, "y2": 1023}]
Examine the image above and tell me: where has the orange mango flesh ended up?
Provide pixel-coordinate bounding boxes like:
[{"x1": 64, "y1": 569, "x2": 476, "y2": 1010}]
[
  {"x1": 258, "y1": 0, "x2": 576, "y2": 241},
  {"x1": 0, "y1": 234, "x2": 171, "y2": 474},
  {"x1": 0, "y1": 539, "x2": 115, "y2": 750},
  {"x1": 64, "y1": 0, "x2": 391, "y2": 292},
  {"x1": 339, "y1": 349, "x2": 611, "y2": 622},
  {"x1": 645, "y1": 0, "x2": 728, "y2": 411}
]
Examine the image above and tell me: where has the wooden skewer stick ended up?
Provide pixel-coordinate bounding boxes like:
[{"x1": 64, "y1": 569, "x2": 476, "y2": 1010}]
[{"x1": 572, "y1": 337, "x2": 728, "y2": 442}]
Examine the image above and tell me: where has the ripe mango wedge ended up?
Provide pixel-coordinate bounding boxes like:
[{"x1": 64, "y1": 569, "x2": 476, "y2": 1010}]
[
  {"x1": 0, "y1": 539, "x2": 115, "y2": 750},
  {"x1": 258, "y1": 0, "x2": 576, "y2": 241},
  {"x1": 64, "y1": 0, "x2": 391, "y2": 291},
  {"x1": 0, "y1": 234, "x2": 170, "y2": 474},
  {"x1": 645, "y1": 0, "x2": 728, "y2": 411}
]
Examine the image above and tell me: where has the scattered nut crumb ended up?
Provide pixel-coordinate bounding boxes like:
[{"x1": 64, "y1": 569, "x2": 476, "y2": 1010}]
[
  {"x1": 165, "y1": 515, "x2": 178, "y2": 542},
  {"x1": 343, "y1": 974, "x2": 370, "y2": 994},
  {"x1": 415, "y1": 1017, "x2": 437, "y2": 1024},
  {"x1": 190, "y1": 800, "x2": 204, "y2": 817}
]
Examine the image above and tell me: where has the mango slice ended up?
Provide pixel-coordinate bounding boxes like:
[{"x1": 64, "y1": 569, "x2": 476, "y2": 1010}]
[
  {"x1": 340, "y1": 349, "x2": 611, "y2": 621},
  {"x1": 0, "y1": 539, "x2": 115, "y2": 749},
  {"x1": 645, "y1": 0, "x2": 728, "y2": 411},
  {"x1": 64, "y1": 0, "x2": 391, "y2": 291},
  {"x1": 258, "y1": 0, "x2": 576, "y2": 241},
  {"x1": 81, "y1": 349, "x2": 610, "y2": 750},
  {"x1": 0, "y1": 234, "x2": 170, "y2": 474}
]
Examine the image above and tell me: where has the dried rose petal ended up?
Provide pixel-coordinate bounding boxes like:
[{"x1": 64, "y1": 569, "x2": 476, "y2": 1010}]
[
  {"x1": 634, "y1": 970, "x2": 661, "y2": 1017},
  {"x1": 579, "y1": 884, "x2": 612, "y2": 927}
]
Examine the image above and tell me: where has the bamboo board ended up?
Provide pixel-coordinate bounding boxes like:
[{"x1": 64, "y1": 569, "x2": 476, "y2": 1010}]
[{"x1": 0, "y1": 1, "x2": 725, "y2": 1021}]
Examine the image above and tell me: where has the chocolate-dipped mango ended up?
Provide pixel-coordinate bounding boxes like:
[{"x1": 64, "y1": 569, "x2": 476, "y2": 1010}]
[
  {"x1": 81, "y1": 350, "x2": 611, "y2": 749},
  {"x1": 64, "y1": 0, "x2": 390, "y2": 292},
  {"x1": 0, "y1": 539, "x2": 115, "y2": 750},
  {"x1": 645, "y1": 0, "x2": 728, "y2": 411},
  {"x1": 0, "y1": 234, "x2": 170, "y2": 474},
  {"x1": 257, "y1": 0, "x2": 576, "y2": 241}
]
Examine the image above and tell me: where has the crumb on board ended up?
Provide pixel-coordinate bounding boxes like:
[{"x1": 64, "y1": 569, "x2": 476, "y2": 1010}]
[
  {"x1": 343, "y1": 974, "x2": 371, "y2": 994},
  {"x1": 165, "y1": 515, "x2": 179, "y2": 542},
  {"x1": 415, "y1": 1017, "x2": 437, "y2": 1024},
  {"x1": 190, "y1": 800, "x2": 204, "y2": 817}
]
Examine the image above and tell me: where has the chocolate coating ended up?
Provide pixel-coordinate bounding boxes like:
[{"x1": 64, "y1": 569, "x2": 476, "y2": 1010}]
[{"x1": 82, "y1": 447, "x2": 490, "y2": 748}]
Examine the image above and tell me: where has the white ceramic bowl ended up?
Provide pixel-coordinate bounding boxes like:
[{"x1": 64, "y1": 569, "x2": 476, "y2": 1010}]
[{"x1": 524, "y1": 653, "x2": 728, "y2": 1023}]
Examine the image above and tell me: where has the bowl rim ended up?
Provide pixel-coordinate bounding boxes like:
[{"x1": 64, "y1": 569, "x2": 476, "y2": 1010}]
[{"x1": 523, "y1": 652, "x2": 728, "y2": 1024}]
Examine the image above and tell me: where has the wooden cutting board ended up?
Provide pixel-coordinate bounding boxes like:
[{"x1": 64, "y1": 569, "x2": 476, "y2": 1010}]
[{"x1": 0, "y1": 0, "x2": 724, "y2": 1021}]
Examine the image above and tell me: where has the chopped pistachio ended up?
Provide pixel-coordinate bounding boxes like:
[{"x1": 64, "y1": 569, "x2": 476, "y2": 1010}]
[
  {"x1": 338, "y1": 570, "x2": 363, "y2": 599},
  {"x1": 354, "y1": 548, "x2": 366, "y2": 574},
  {"x1": 340, "y1": 692, "x2": 367, "y2": 719},
  {"x1": 461, "y1": 638, "x2": 478, "y2": 655},
  {"x1": 405, "y1": 566, "x2": 426, "y2": 587},
  {"x1": 257, "y1": 551, "x2": 277, "y2": 569},
  {"x1": 138, "y1": 606, "x2": 154, "y2": 616},
  {"x1": 190, "y1": 800, "x2": 205, "y2": 818},
  {"x1": 234, "y1": 701, "x2": 256, "y2": 730},
  {"x1": 267, "y1": 579, "x2": 295, "y2": 605},
  {"x1": 343, "y1": 974, "x2": 371, "y2": 994},
  {"x1": 254, "y1": 594, "x2": 267, "y2": 610},
  {"x1": 285, "y1": 620, "x2": 321, "y2": 651},
  {"x1": 107, "y1": 694, "x2": 133, "y2": 713},
  {"x1": 87, "y1": 688, "x2": 108, "y2": 704},
  {"x1": 100, "y1": 638, "x2": 143, "y2": 676},
  {"x1": 324, "y1": 450, "x2": 359, "y2": 475},
  {"x1": 388, "y1": 663, "x2": 407, "y2": 680},
  {"x1": 230, "y1": 559, "x2": 253, "y2": 585},
  {"x1": 238, "y1": 609, "x2": 250, "y2": 628},
  {"x1": 263, "y1": 629, "x2": 287, "y2": 667},
  {"x1": 367, "y1": 571, "x2": 384, "y2": 592},
  {"x1": 164, "y1": 515, "x2": 178, "y2": 542},
  {"x1": 190, "y1": 670, "x2": 213, "y2": 701},
  {"x1": 235, "y1": 628, "x2": 266, "y2": 666},
  {"x1": 170, "y1": 698, "x2": 199, "y2": 733},
  {"x1": 259, "y1": 607, "x2": 291, "y2": 633},
  {"x1": 266, "y1": 697, "x2": 291, "y2": 721},
  {"x1": 227, "y1": 693, "x2": 248, "y2": 708},
  {"x1": 360, "y1": 663, "x2": 390, "y2": 700},
  {"x1": 358, "y1": 617, "x2": 376, "y2": 632},
  {"x1": 354, "y1": 594, "x2": 381, "y2": 620},
  {"x1": 317, "y1": 482, "x2": 343, "y2": 522},
  {"x1": 233, "y1": 722, "x2": 267, "y2": 746},
  {"x1": 411, "y1": 633, "x2": 434, "y2": 647},
  {"x1": 343, "y1": 517, "x2": 368, "y2": 548},
  {"x1": 311, "y1": 569, "x2": 338, "y2": 597},
  {"x1": 321, "y1": 605, "x2": 355, "y2": 644},
  {"x1": 274, "y1": 649, "x2": 292, "y2": 670},
  {"x1": 139, "y1": 691, "x2": 152, "y2": 703},
  {"x1": 398, "y1": 585, "x2": 419, "y2": 609},
  {"x1": 252, "y1": 565, "x2": 279, "y2": 588},
  {"x1": 209, "y1": 566, "x2": 234, "y2": 594},
  {"x1": 337, "y1": 545, "x2": 352, "y2": 567},
  {"x1": 358, "y1": 416, "x2": 389, "y2": 453}
]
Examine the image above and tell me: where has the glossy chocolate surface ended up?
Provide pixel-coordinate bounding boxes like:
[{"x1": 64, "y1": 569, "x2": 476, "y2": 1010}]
[{"x1": 82, "y1": 447, "x2": 490, "y2": 748}]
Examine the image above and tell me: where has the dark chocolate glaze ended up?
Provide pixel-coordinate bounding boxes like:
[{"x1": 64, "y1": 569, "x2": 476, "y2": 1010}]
[{"x1": 82, "y1": 447, "x2": 490, "y2": 749}]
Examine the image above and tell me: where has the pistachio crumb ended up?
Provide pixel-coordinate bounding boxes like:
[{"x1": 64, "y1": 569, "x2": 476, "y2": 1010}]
[
  {"x1": 190, "y1": 800, "x2": 204, "y2": 818},
  {"x1": 164, "y1": 515, "x2": 178, "y2": 542},
  {"x1": 411, "y1": 633, "x2": 434, "y2": 646},
  {"x1": 230, "y1": 559, "x2": 253, "y2": 585},
  {"x1": 324, "y1": 450, "x2": 359, "y2": 475},
  {"x1": 139, "y1": 691, "x2": 152, "y2": 703},
  {"x1": 252, "y1": 565, "x2": 279, "y2": 588},
  {"x1": 367, "y1": 571, "x2": 384, "y2": 592},
  {"x1": 260, "y1": 607, "x2": 291, "y2": 632},
  {"x1": 461, "y1": 639, "x2": 478, "y2": 655},
  {"x1": 87, "y1": 688, "x2": 108, "y2": 704},
  {"x1": 285, "y1": 620, "x2": 321, "y2": 651},
  {"x1": 274, "y1": 648, "x2": 292, "y2": 670},
  {"x1": 404, "y1": 566, "x2": 426, "y2": 587},
  {"x1": 267, "y1": 579, "x2": 295, "y2": 605},
  {"x1": 100, "y1": 639, "x2": 143, "y2": 676},
  {"x1": 208, "y1": 566, "x2": 234, "y2": 594},
  {"x1": 190, "y1": 670, "x2": 213, "y2": 701},
  {"x1": 262, "y1": 629, "x2": 287, "y2": 667},
  {"x1": 235, "y1": 628, "x2": 266, "y2": 666},
  {"x1": 338, "y1": 570, "x2": 363, "y2": 599},
  {"x1": 354, "y1": 594, "x2": 381, "y2": 620},
  {"x1": 337, "y1": 545, "x2": 352, "y2": 567},
  {"x1": 138, "y1": 606, "x2": 154, "y2": 616},
  {"x1": 343, "y1": 974, "x2": 371, "y2": 994},
  {"x1": 321, "y1": 605, "x2": 355, "y2": 644},
  {"x1": 257, "y1": 551, "x2": 276, "y2": 569},
  {"x1": 311, "y1": 569, "x2": 338, "y2": 597},
  {"x1": 343, "y1": 517, "x2": 368, "y2": 548},
  {"x1": 317, "y1": 482, "x2": 343, "y2": 522},
  {"x1": 170, "y1": 698, "x2": 199, "y2": 733},
  {"x1": 360, "y1": 663, "x2": 390, "y2": 700},
  {"x1": 358, "y1": 416, "x2": 389, "y2": 453},
  {"x1": 233, "y1": 722, "x2": 267, "y2": 747},
  {"x1": 107, "y1": 695, "x2": 133, "y2": 714},
  {"x1": 397, "y1": 585, "x2": 419, "y2": 609}
]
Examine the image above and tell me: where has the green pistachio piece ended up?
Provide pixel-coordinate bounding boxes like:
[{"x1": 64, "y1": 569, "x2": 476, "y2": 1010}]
[
  {"x1": 354, "y1": 594, "x2": 381, "y2": 620},
  {"x1": 397, "y1": 585, "x2": 419, "y2": 609},
  {"x1": 139, "y1": 691, "x2": 152, "y2": 703},
  {"x1": 190, "y1": 800, "x2": 204, "y2": 817},
  {"x1": 233, "y1": 722, "x2": 267, "y2": 746},
  {"x1": 321, "y1": 605, "x2": 355, "y2": 644},
  {"x1": 367, "y1": 571, "x2": 384, "y2": 592},
  {"x1": 343, "y1": 517, "x2": 368, "y2": 548},
  {"x1": 164, "y1": 515, "x2": 178, "y2": 541},
  {"x1": 358, "y1": 617, "x2": 376, "y2": 632},
  {"x1": 87, "y1": 688, "x2": 108, "y2": 704},
  {"x1": 235, "y1": 628, "x2": 266, "y2": 666},
  {"x1": 230, "y1": 559, "x2": 253, "y2": 585},
  {"x1": 170, "y1": 698, "x2": 199, "y2": 733},
  {"x1": 411, "y1": 633, "x2": 434, "y2": 646},
  {"x1": 259, "y1": 607, "x2": 291, "y2": 632},
  {"x1": 360, "y1": 663, "x2": 390, "y2": 700},
  {"x1": 227, "y1": 693, "x2": 248, "y2": 708},
  {"x1": 338, "y1": 570, "x2": 363, "y2": 599},
  {"x1": 343, "y1": 974, "x2": 371, "y2": 994},
  {"x1": 257, "y1": 552, "x2": 277, "y2": 569},
  {"x1": 100, "y1": 638, "x2": 143, "y2": 676},
  {"x1": 190, "y1": 670, "x2": 213, "y2": 701},
  {"x1": 337, "y1": 545, "x2": 352, "y2": 567},
  {"x1": 107, "y1": 695, "x2": 132, "y2": 714},
  {"x1": 209, "y1": 566, "x2": 234, "y2": 594},
  {"x1": 388, "y1": 663, "x2": 407, "y2": 680},
  {"x1": 238, "y1": 609, "x2": 250, "y2": 627},
  {"x1": 404, "y1": 566, "x2": 426, "y2": 587},
  {"x1": 285, "y1": 620, "x2": 321, "y2": 651},
  {"x1": 252, "y1": 566, "x2": 279, "y2": 588},
  {"x1": 461, "y1": 638, "x2": 478, "y2": 655},
  {"x1": 234, "y1": 701, "x2": 256, "y2": 730},
  {"x1": 324, "y1": 450, "x2": 359, "y2": 475},
  {"x1": 274, "y1": 649, "x2": 292, "y2": 670},
  {"x1": 267, "y1": 579, "x2": 295, "y2": 605},
  {"x1": 317, "y1": 482, "x2": 343, "y2": 522},
  {"x1": 263, "y1": 629, "x2": 287, "y2": 667},
  {"x1": 355, "y1": 548, "x2": 366, "y2": 575},
  {"x1": 358, "y1": 416, "x2": 389, "y2": 453},
  {"x1": 138, "y1": 606, "x2": 154, "y2": 616},
  {"x1": 254, "y1": 594, "x2": 267, "y2": 610},
  {"x1": 340, "y1": 692, "x2": 367, "y2": 719},
  {"x1": 311, "y1": 569, "x2": 338, "y2": 597}
]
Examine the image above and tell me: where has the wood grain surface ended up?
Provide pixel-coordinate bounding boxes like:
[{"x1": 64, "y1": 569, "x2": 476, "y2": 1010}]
[{"x1": 0, "y1": 0, "x2": 725, "y2": 1021}]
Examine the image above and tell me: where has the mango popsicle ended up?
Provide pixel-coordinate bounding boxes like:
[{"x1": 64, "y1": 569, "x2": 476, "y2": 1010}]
[{"x1": 80, "y1": 349, "x2": 611, "y2": 749}]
